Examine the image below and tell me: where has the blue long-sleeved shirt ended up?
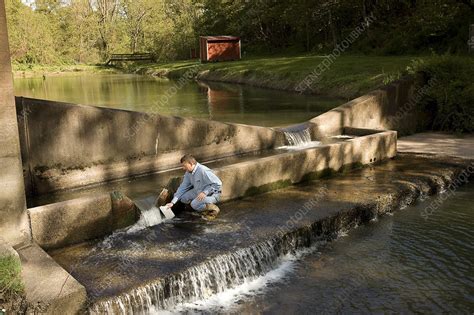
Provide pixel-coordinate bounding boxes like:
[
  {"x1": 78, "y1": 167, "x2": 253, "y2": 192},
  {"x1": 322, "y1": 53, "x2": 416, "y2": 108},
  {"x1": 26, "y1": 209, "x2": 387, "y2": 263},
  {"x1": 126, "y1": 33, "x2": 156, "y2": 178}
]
[{"x1": 171, "y1": 163, "x2": 222, "y2": 204}]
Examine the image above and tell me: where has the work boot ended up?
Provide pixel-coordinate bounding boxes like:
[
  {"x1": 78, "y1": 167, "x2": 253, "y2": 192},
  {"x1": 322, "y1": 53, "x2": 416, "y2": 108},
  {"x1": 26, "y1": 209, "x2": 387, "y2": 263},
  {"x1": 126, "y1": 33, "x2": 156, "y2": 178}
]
[{"x1": 201, "y1": 204, "x2": 220, "y2": 220}]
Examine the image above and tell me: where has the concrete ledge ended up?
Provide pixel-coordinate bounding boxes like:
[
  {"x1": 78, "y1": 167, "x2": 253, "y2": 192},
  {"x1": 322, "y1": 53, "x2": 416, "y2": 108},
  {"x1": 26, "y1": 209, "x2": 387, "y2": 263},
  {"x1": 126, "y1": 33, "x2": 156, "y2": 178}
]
[
  {"x1": 216, "y1": 129, "x2": 397, "y2": 201},
  {"x1": 294, "y1": 76, "x2": 427, "y2": 139},
  {"x1": 17, "y1": 243, "x2": 86, "y2": 314},
  {"x1": 28, "y1": 192, "x2": 138, "y2": 250}
]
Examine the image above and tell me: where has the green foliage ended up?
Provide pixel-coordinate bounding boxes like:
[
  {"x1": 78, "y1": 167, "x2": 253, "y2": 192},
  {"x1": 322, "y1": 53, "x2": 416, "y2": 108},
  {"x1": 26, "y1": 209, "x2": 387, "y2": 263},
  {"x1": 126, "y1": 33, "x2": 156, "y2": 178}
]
[
  {"x1": 408, "y1": 55, "x2": 474, "y2": 133},
  {"x1": 196, "y1": 0, "x2": 474, "y2": 55},
  {"x1": 5, "y1": 0, "x2": 199, "y2": 65},
  {"x1": 0, "y1": 255, "x2": 24, "y2": 295},
  {"x1": 5, "y1": 0, "x2": 473, "y2": 65}
]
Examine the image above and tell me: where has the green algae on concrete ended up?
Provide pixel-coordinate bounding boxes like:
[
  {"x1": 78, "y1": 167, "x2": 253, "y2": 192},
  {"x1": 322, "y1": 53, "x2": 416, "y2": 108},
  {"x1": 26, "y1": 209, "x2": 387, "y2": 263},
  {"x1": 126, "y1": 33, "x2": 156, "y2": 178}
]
[
  {"x1": 245, "y1": 163, "x2": 365, "y2": 197},
  {"x1": 111, "y1": 191, "x2": 139, "y2": 229},
  {"x1": 300, "y1": 166, "x2": 354, "y2": 182},
  {"x1": 244, "y1": 179, "x2": 293, "y2": 197}
]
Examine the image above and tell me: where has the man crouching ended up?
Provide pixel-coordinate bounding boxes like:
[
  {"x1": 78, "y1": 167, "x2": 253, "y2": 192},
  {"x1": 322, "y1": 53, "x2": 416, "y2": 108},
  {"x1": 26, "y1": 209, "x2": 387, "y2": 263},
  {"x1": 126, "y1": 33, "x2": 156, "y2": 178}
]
[{"x1": 166, "y1": 154, "x2": 222, "y2": 220}]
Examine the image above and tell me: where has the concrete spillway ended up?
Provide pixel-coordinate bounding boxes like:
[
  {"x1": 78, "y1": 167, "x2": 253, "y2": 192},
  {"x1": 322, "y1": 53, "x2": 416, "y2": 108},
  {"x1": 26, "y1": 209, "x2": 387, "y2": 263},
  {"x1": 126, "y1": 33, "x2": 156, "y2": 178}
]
[{"x1": 47, "y1": 154, "x2": 471, "y2": 314}]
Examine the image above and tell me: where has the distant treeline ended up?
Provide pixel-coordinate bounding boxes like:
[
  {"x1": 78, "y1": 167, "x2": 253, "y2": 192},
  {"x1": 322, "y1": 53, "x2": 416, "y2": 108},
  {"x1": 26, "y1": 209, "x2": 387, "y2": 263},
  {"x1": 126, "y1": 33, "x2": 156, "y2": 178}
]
[{"x1": 5, "y1": 0, "x2": 474, "y2": 64}]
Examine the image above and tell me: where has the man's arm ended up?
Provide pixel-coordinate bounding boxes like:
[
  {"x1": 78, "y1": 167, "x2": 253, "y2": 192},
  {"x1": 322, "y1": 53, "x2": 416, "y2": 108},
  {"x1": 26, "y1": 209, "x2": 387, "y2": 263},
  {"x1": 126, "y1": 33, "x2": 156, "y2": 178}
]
[{"x1": 170, "y1": 173, "x2": 192, "y2": 204}]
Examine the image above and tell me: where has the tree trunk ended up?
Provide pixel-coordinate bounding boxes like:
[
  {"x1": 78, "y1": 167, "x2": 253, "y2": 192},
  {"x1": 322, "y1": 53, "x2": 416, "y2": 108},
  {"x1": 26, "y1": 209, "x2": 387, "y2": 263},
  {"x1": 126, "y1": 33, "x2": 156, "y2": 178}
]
[{"x1": 328, "y1": 9, "x2": 337, "y2": 49}]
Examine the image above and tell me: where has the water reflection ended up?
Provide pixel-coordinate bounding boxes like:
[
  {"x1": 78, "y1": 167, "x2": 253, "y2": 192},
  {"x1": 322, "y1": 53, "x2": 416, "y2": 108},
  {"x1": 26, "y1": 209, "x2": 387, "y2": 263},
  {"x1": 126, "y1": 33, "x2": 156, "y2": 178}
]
[
  {"x1": 232, "y1": 183, "x2": 474, "y2": 314},
  {"x1": 14, "y1": 74, "x2": 344, "y2": 127}
]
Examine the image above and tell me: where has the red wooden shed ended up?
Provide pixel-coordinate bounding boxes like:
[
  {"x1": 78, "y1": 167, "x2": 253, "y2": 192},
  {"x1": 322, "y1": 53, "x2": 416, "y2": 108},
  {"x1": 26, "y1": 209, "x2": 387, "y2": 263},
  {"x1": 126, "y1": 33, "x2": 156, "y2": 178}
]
[{"x1": 199, "y1": 36, "x2": 241, "y2": 62}]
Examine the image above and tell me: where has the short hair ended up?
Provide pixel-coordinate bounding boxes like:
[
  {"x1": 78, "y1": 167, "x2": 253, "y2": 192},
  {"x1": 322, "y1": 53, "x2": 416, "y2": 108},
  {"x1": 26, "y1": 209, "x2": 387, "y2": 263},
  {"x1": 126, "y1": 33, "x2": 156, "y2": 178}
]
[{"x1": 180, "y1": 154, "x2": 197, "y2": 164}]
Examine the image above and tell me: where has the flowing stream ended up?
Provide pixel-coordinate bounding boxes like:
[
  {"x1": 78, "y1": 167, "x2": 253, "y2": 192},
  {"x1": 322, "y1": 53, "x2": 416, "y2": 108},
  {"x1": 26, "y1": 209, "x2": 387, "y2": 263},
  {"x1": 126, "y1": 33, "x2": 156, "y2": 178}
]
[{"x1": 90, "y1": 183, "x2": 473, "y2": 314}]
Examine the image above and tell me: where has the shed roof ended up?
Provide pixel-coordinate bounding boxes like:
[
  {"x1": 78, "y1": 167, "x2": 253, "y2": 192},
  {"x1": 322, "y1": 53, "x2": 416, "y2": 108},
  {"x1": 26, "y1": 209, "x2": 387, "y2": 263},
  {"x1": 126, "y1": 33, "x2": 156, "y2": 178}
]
[{"x1": 201, "y1": 36, "x2": 240, "y2": 41}]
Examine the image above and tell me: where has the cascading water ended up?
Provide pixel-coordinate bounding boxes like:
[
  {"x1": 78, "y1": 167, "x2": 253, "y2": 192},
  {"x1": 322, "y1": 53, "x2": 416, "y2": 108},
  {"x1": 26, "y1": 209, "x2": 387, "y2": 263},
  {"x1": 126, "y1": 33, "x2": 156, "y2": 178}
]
[
  {"x1": 283, "y1": 128, "x2": 312, "y2": 146},
  {"x1": 128, "y1": 196, "x2": 175, "y2": 233},
  {"x1": 280, "y1": 128, "x2": 321, "y2": 150},
  {"x1": 128, "y1": 208, "x2": 164, "y2": 233},
  {"x1": 89, "y1": 222, "x2": 347, "y2": 314}
]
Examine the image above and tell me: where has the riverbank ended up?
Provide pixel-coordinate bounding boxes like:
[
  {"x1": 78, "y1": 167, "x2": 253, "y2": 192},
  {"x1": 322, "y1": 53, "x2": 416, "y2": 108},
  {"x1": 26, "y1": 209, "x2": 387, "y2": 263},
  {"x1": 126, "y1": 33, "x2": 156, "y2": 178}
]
[
  {"x1": 129, "y1": 54, "x2": 417, "y2": 99},
  {"x1": 12, "y1": 64, "x2": 120, "y2": 78}
]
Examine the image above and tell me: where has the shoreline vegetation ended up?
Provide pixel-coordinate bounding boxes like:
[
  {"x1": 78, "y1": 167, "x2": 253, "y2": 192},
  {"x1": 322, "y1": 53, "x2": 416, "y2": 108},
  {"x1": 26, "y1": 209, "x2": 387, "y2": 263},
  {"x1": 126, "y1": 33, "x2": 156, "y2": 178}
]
[
  {"x1": 12, "y1": 64, "x2": 120, "y2": 78},
  {"x1": 14, "y1": 54, "x2": 418, "y2": 99}
]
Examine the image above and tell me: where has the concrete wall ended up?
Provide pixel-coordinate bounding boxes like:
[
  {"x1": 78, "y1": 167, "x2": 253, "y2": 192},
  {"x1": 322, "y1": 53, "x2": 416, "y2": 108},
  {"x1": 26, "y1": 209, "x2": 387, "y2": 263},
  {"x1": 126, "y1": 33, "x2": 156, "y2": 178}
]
[
  {"x1": 28, "y1": 192, "x2": 137, "y2": 249},
  {"x1": 0, "y1": 0, "x2": 29, "y2": 245},
  {"x1": 17, "y1": 76, "x2": 421, "y2": 199},
  {"x1": 28, "y1": 128, "x2": 396, "y2": 250},
  {"x1": 16, "y1": 97, "x2": 285, "y2": 196},
  {"x1": 282, "y1": 77, "x2": 426, "y2": 140},
  {"x1": 217, "y1": 129, "x2": 396, "y2": 201}
]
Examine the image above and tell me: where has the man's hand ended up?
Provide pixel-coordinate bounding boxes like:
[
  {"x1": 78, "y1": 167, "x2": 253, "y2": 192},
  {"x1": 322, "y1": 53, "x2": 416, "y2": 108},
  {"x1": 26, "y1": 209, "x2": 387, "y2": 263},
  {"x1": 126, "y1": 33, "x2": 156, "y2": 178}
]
[
  {"x1": 197, "y1": 192, "x2": 206, "y2": 201},
  {"x1": 165, "y1": 202, "x2": 174, "y2": 208}
]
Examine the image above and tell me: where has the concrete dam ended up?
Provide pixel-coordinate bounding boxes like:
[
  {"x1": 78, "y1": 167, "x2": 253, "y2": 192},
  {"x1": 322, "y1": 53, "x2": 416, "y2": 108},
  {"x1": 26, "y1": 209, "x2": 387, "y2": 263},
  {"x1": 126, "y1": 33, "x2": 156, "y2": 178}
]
[{"x1": 2, "y1": 75, "x2": 473, "y2": 314}]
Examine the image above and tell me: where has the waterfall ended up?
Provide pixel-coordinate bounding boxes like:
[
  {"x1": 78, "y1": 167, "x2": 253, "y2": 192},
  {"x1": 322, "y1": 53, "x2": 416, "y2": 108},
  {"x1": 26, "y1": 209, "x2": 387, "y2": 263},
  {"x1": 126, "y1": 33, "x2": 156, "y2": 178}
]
[
  {"x1": 280, "y1": 128, "x2": 321, "y2": 150},
  {"x1": 90, "y1": 240, "x2": 307, "y2": 314},
  {"x1": 89, "y1": 208, "x2": 365, "y2": 314},
  {"x1": 283, "y1": 128, "x2": 312, "y2": 146}
]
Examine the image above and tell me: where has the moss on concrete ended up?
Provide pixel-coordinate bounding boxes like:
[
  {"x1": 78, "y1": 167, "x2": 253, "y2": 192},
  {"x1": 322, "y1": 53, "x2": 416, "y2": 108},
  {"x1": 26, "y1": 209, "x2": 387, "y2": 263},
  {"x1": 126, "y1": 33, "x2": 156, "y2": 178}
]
[
  {"x1": 244, "y1": 163, "x2": 366, "y2": 198},
  {"x1": 301, "y1": 168, "x2": 337, "y2": 182},
  {"x1": 244, "y1": 179, "x2": 293, "y2": 197}
]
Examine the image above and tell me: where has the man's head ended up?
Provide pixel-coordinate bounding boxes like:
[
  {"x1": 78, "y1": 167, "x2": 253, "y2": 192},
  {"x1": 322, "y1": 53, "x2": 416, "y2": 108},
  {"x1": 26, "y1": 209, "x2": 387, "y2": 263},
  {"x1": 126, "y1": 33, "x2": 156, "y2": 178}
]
[{"x1": 180, "y1": 154, "x2": 197, "y2": 172}]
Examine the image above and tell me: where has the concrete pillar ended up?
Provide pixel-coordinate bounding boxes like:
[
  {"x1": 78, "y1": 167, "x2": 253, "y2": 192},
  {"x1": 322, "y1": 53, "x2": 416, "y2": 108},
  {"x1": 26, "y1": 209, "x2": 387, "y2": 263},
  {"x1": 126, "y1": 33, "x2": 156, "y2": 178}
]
[{"x1": 0, "y1": 0, "x2": 29, "y2": 244}]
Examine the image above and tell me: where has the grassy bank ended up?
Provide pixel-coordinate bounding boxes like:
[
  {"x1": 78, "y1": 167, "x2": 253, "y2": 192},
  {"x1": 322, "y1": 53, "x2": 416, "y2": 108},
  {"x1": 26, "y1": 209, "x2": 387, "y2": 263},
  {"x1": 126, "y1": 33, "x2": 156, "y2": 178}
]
[
  {"x1": 0, "y1": 254, "x2": 24, "y2": 312},
  {"x1": 130, "y1": 54, "x2": 420, "y2": 99},
  {"x1": 12, "y1": 64, "x2": 120, "y2": 78}
]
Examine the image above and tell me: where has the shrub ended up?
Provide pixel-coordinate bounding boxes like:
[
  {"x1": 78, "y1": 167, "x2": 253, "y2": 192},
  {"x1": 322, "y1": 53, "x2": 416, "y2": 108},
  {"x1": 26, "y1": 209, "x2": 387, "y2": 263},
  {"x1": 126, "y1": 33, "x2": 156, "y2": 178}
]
[{"x1": 408, "y1": 55, "x2": 474, "y2": 133}]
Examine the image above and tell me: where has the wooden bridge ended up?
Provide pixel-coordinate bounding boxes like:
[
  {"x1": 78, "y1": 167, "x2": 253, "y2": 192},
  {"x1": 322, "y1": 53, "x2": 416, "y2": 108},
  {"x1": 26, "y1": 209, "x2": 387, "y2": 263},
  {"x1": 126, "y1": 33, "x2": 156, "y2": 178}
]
[{"x1": 105, "y1": 53, "x2": 155, "y2": 65}]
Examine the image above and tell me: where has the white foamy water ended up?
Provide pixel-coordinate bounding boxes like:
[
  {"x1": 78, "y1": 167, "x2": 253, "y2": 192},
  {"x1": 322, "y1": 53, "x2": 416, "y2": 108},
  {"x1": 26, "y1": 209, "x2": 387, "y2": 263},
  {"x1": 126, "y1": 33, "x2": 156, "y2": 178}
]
[
  {"x1": 146, "y1": 244, "x2": 327, "y2": 314},
  {"x1": 127, "y1": 207, "x2": 167, "y2": 233},
  {"x1": 277, "y1": 140, "x2": 322, "y2": 151},
  {"x1": 151, "y1": 253, "x2": 299, "y2": 314},
  {"x1": 283, "y1": 128, "x2": 312, "y2": 146},
  {"x1": 330, "y1": 135, "x2": 355, "y2": 140}
]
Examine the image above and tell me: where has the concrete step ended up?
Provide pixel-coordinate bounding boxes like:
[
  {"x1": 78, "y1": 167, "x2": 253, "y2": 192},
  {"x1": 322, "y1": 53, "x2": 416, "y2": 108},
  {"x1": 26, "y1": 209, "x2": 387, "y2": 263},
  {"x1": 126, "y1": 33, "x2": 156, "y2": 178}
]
[{"x1": 16, "y1": 243, "x2": 86, "y2": 314}]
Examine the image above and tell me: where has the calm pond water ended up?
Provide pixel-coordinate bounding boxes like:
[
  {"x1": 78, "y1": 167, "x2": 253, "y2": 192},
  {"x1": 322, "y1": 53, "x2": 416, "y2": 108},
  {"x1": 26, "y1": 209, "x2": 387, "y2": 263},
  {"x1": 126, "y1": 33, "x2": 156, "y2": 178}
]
[
  {"x1": 13, "y1": 74, "x2": 344, "y2": 127},
  {"x1": 180, "y1": 183, "x2": 474, "y2": 314}
]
